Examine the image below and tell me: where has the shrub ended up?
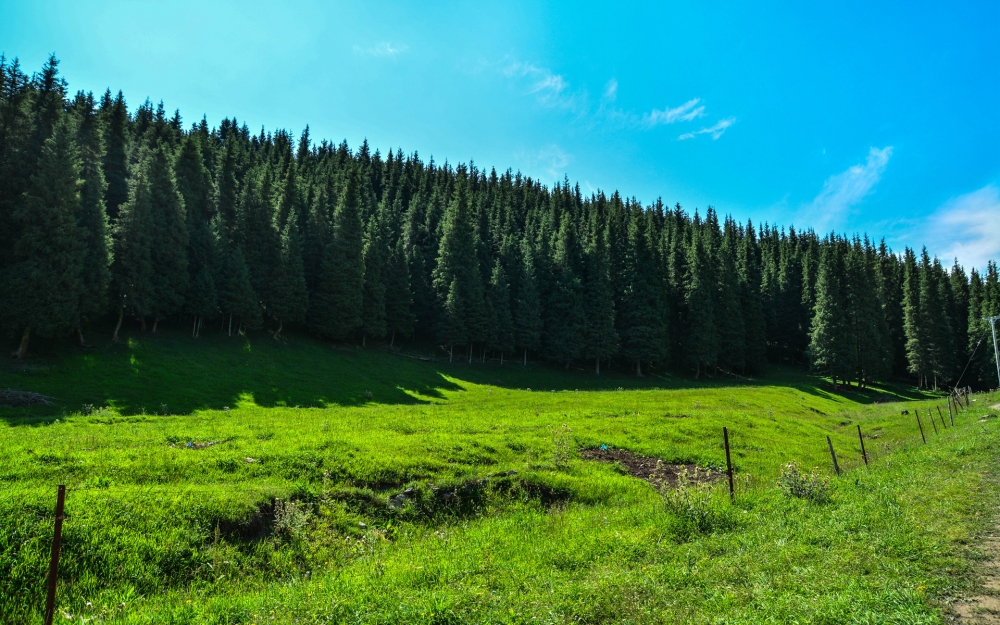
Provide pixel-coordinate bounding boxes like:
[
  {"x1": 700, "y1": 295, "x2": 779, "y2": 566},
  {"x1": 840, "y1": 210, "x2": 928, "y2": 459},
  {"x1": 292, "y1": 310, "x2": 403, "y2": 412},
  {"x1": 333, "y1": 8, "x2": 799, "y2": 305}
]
[
  {"x1": 273, "y1": 498, "x2": 311, "y2": 541},
  {"x1": 778, "y1": 461, "x2": 831, "y2": 503},
  {"x1": 661, "y1": 467, "x2": 734, "y2": 535}
]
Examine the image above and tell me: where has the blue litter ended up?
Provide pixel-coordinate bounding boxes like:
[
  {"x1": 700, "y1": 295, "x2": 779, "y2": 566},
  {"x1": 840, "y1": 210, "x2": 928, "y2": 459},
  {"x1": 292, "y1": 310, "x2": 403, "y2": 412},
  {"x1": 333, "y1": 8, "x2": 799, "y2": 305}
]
[{"x1": 600, "y1": 444, "x2": 608, "y2": 450}]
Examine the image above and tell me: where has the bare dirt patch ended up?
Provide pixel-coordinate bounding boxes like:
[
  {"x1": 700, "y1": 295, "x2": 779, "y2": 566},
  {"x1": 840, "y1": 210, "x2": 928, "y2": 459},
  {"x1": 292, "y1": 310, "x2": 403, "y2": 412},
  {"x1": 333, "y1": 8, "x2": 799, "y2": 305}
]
[
  {"x1": 951, "y1": 536, "x2": 1000, "y2": 624},
  {"x1": 580, "y1": 447, "x2": 722, "y2": 489}
]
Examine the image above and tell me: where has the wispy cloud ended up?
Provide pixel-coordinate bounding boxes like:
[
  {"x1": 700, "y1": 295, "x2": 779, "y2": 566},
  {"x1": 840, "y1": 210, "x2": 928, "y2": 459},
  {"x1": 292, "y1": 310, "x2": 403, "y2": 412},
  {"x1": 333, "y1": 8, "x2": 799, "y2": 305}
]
[
  {"x1": 921, "y1": 184, "x2": 1000, "y2": 272},
  {"x1": 678, "y1": 117, "x2": 736, "y2": 140},
  {"x1": 603, "y1": 78, "x2": 618, "y2": 101},
  {"x1": 801, "y1": 146, "x2": 893, "y2": 231},
  {"x1": 645, "y1": 99, "x2": 706, "y2": 127},
  {"x1": 353, "y1": 41, "x2": 408, "y2": 58},
  {"x1": 516, "y1": 144, "x2": 570, "y2": 181},
  {"x1": 502, "y1": 61, "x2": 574, "y2": 107}
]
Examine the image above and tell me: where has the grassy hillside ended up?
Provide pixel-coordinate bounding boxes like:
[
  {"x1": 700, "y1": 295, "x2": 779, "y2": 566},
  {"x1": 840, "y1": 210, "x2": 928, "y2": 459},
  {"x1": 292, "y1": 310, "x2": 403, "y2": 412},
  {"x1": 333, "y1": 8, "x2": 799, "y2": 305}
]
[{"x1": 2, "y1": 329, "x2": 997, "y2": 624}]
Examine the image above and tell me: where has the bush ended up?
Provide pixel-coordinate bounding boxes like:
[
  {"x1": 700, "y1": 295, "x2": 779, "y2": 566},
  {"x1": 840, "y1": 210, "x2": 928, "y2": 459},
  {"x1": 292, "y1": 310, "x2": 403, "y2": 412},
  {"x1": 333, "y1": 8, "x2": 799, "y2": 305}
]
[
  {"x1": 778, "y1": 461, "x2": 831, "y2": 503},
  {"x1": 661, "y1": 467, "x2": 734, "y2": 535}
]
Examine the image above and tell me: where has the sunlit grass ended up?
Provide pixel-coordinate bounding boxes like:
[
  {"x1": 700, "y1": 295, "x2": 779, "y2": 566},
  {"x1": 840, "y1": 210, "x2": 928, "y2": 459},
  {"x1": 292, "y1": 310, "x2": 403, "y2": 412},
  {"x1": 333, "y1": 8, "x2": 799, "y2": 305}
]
[{"x1": 0, "y1": 328, "x2": 994, "y2": 624}]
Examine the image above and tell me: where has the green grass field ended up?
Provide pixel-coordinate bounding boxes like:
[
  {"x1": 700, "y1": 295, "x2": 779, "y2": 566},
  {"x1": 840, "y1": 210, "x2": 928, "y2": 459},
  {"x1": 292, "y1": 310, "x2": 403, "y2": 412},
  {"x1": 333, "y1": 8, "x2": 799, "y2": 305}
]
[{"x1": 2, "y1": 329, "x2": 998, "y2": 624}]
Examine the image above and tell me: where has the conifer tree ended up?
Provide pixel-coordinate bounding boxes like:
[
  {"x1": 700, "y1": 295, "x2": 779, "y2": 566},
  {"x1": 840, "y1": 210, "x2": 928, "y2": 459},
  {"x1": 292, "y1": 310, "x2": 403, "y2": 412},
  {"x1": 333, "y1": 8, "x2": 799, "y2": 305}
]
[
  {"x1": 620, "y1": 208, "x2": 668, "y2": 376},
  {"x1": 809, "y1": 237, "x2": 854, "y2": 386},
  {"x1": 683, "y1": 223, "x2": 717, "y2": 377},
  {"x1": 544, "y1": 212, "x2": 586, "y2": 367},
  {"x1": 3, "y1": 115, "x2": 86, "y2": 358},
  {"x1": 214, "y1": 219, "x2": 262, "y2": 334},
  {"x1": 432, "y1": 172, "x2": 486, "y2": 361},
  {"x1": 845, "y1": 238, "x2": 890, "y2": 386},
  {"x1": 384, "y1": 237, "x2": 414, "y2": 346},
  {"x1": 268, "y1": 216, "x2": 308, "y2": 338},
  {"x1": 111, "y1": 149, "x2": 156, "y2": 341},
  {"x1": 486, "y1": 258, "x2": 516, "y2": 362},
  {"x1": 147, "y1": 140, "x2": 188, "y2": 330},
  {"x1": 716, "y1": 218, "x2": 746, "y2": 373},
  {"x1": 99, "y1": 90, "x2": 129, "y2": 222},
  {"x1": 0, "y1": 56, "x2": 33, "y2": 279},
  {"x1": 513, "y1": 239, "x2": 543, "y2": 365},
  {"x1": 175, "y1": 133, "x2": 217, "y2": 335},
  {"x1": 310, "y1": 164, "x2": 364, "y2": 340},
  {"x1": 71, "y1": 91, "x2": 112, "y2": 343},
  {"x1": 582, "y1": 207, "x2": 618, "y2": 374},
  {"x1": 903, "y1": 248, "x2": 931, "y2": 387},
  {"x1": 738, "y1": 220, "x2": 767, "y2": 372},
  {"x1": 361, "y1": 211, "x2": 387, "y2": 343}
]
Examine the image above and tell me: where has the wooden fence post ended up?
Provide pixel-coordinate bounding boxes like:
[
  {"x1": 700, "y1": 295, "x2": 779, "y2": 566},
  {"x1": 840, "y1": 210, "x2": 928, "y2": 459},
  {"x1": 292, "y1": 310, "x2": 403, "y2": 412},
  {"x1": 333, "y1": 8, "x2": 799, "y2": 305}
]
[
  {"x1": 43, "y1": 485, "x2": 66, "y2": 625},
  {"x1": 857, "y1": 424, "x2": 868, "y2": 466},
  {"x1": 827, "y1": 436, "x2": 841, "y2": 475},
  {"x1": 723, "y1": 427, "x2": 734, "y2": 500},
  {"x1": 947, "y1": 396, "x2": 954, "y2": 425},
  {"x1": 917, "y1": 414, "x2": 926, "y2": 444},
  {"x1": 929, "y1": 409, "x2": 938, "y2": 435}
]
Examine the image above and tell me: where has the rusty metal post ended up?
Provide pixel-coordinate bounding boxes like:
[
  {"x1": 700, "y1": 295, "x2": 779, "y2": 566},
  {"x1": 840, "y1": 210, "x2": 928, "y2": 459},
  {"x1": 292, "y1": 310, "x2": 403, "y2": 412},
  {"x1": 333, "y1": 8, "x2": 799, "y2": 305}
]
[
  {"x1": 723, "y1": 427, "x2": 734, "y2": 500},
  {"x1": 857, "y1": 424, "x2": 868, "y2": 466}
]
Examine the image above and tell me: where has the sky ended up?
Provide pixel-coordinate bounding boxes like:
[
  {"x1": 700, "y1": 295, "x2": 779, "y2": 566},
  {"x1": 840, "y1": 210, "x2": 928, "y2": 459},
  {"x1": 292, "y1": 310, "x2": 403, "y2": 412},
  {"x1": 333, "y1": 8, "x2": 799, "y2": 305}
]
[{"x1": 3, "y1": 0, "x2": 998, "y2": 271}]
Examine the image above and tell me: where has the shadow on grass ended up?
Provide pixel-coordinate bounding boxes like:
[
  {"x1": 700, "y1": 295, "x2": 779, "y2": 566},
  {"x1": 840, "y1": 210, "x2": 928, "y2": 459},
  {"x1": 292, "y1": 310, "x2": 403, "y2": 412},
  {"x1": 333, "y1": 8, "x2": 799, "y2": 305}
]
[{"x1": 1, "y1": 321, "x2": 932, "y2": 422}]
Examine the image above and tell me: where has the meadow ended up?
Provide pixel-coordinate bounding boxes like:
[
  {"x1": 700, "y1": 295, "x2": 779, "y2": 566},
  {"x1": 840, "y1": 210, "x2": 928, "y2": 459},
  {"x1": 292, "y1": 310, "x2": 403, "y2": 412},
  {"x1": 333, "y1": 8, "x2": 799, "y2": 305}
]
[{"x1": 2, "y1": 329, "x2": 998, "y2": 624}]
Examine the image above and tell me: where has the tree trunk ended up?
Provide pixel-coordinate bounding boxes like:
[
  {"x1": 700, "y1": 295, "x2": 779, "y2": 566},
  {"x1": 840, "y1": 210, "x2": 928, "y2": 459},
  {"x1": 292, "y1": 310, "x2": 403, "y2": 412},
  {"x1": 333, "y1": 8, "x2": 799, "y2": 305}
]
[
  {"x1": 468, "y1": 342, "x2": 473, "y2": 364},
  {"x1": 390, "y1": 331, "x2": 395, "y2": 348},
  {"x1": 196, "y1": 316, "x2": 203, "y2": 338},
  {"x1": 152, "y1": 317, "x2": 159, "y2": 334},
  {"x1": 500, "y1": 351, "x2": 504, "y2": 366},
  {"x1": 228, "y1": 314, "x2": 233, "y2": 337},
  {"x1": 482, "y1": 346, "x2": 486, "y2": 364},
  {"x1": 274, "y1": 319, "x2": 283, "y2": 340},
  {"x1": 694, "y1": 362, "x2": 699, "y2": 380},
  {"x1": 362, "y1": 334, "x2": 366, "y2": 347},
  {"x1": 637, "y1": 360, "x2": 643, "y2": 377},
  {"x1": 596, "y1": 357, "x2": 600, "y2": 375},
  {"x1": 112, "y1": 307, "x2": 124, "y2": 342},
  {"x1": 523, "y1": 348, "x2": 527, "y2": 366},
  {"x1": 449, "y1": 344, "x2": 454, "y2": 363},
  {"x1": 77, "y1": 327, "x2": 91, "y2": 348},
  {"x1": 140, "y1": 316, "x2": 147, "y2": 332},
  {"x1": 192, "y1": 316, "x2": 198, "y2": 338},
  {"x1": 15, "y1": 326, "x2": 31, "y2": 359}
]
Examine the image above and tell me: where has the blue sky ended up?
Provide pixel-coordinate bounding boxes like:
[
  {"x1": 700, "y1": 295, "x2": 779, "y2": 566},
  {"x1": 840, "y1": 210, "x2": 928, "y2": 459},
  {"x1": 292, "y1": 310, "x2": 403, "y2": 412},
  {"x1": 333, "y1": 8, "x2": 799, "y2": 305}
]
[{"x1": 3, "y1": 0, "x2": 998, "y2": 270}]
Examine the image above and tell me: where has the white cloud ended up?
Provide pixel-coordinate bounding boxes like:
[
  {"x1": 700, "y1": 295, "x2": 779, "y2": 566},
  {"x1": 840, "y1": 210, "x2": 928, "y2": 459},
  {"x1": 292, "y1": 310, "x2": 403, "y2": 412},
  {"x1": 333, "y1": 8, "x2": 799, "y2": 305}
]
[
  {"x1": 603, "y1": 78, "x2": 618, "y2": 101},
  {"x1": 678, "y1": 117, "x2": 736, "y2": 140},
  {"x1": 646, "y1": 99, "x2": 705, "y2": 126},
  {"x1": 502, "y1": 61, "x2": 574, "y2": 107},
  {"x1": 353, "y1": 41, "x2": 408, "y2": 58},
  {"x1": 801, "y1": 146, "x2": 893, "y2": 231},
  {"x1": 516, "y1": 144, "x2": 570, "y2": 181},
  {"x1": 922, "y1": 184, "x2": 1000, "y2": 273}
]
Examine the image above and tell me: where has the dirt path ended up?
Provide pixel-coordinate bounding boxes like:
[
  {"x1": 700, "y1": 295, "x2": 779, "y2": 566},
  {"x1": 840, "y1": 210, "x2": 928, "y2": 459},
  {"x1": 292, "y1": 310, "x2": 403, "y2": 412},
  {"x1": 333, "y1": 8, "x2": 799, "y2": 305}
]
[{"x1": 951, "y1": 536, "x2": 1000, "y2": 624}]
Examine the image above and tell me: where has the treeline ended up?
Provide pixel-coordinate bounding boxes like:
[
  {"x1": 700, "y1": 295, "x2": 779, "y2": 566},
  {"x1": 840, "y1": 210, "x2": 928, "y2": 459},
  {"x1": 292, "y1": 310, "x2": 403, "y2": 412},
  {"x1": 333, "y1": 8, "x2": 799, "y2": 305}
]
[{"x1": 1, "y1": 57, "x2": 998, "y2": 388}]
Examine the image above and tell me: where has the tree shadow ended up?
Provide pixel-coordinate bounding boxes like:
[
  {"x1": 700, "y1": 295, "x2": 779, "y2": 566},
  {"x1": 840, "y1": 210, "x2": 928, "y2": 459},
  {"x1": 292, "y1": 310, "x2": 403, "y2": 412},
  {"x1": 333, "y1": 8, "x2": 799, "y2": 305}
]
[
  {"x1": 0, "y1": 327, "x2": 464, "y2": 421},
  {"x1": 1, "y1": 324, "x2": 932, "y2": 424}
]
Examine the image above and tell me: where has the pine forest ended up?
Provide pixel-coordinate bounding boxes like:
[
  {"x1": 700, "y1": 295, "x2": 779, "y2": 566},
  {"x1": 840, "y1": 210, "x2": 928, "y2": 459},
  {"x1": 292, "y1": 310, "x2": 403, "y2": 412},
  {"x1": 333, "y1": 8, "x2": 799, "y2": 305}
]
[{"x1": 2, "y1": 56, "x2": 998, "y2": 390}]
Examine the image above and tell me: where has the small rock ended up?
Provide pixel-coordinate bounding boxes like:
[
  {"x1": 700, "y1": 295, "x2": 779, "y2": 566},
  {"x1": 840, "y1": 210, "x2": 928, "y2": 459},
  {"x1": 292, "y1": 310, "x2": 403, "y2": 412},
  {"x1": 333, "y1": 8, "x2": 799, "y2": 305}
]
[
  {"x1": 389, "y1": 493, "x2": 408, "y2": 509},
  {"x1": 245, "y1": 457, "x2": 256, "y2": 463},
  {"x1": 358, "y1": 522, "x2": 367, "y2": 529},
  {"x1": 901, "y1": 410, "x2": 909, "y2": 415}
]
